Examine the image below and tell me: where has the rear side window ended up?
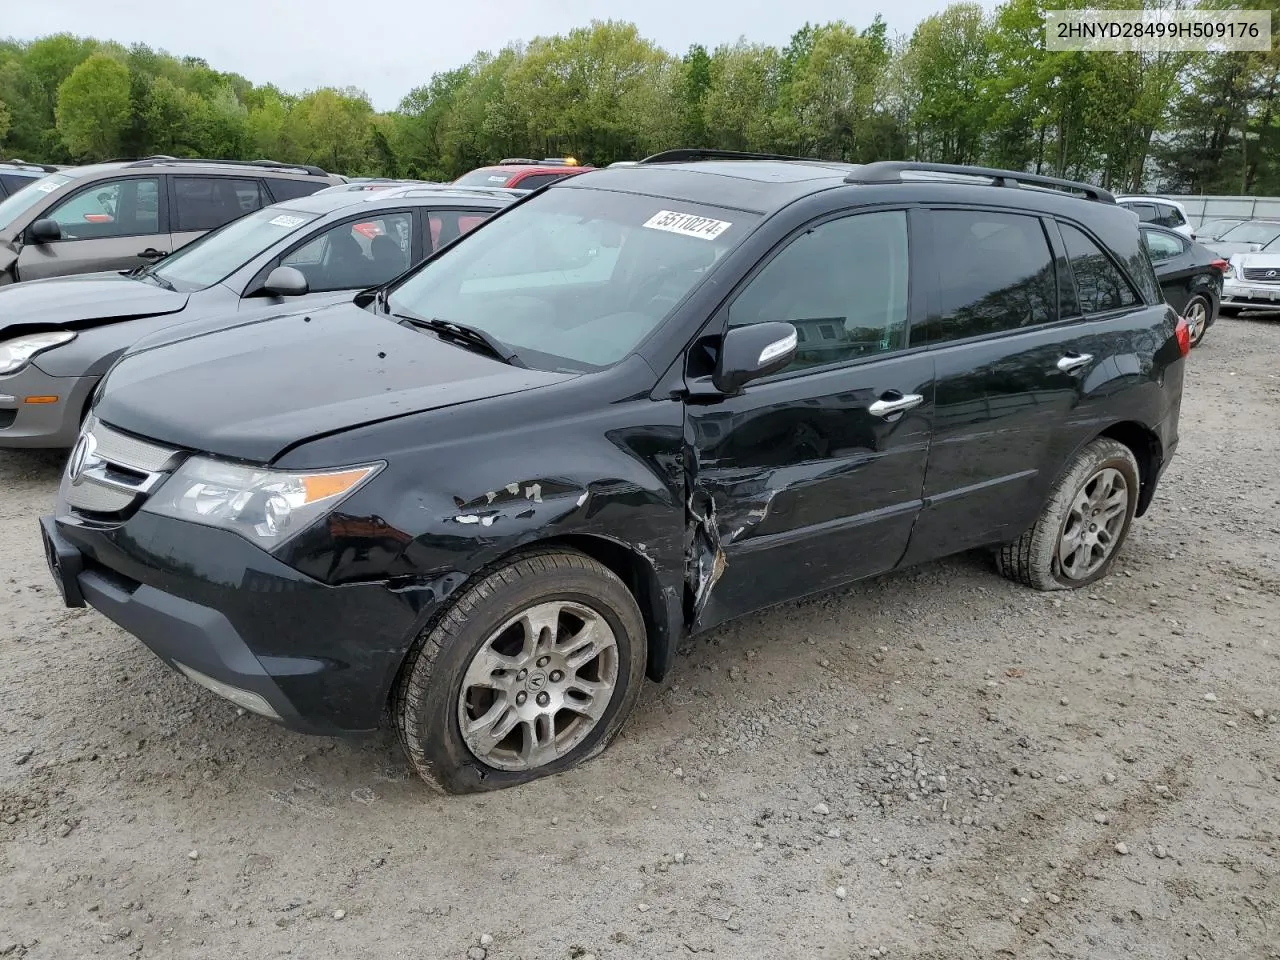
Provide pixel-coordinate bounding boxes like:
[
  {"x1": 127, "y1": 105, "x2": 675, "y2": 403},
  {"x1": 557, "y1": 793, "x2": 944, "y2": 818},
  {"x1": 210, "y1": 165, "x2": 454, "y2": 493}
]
[
  {"x1": 173, "y1": 177, "x2": 266, "y2": 232},
  {"x1": 428, "y1": 208, "x2": 494, "y2": 251},
  {"x1": 513, "y1": 173, "x2": 569, "y2": 191},
  {"x1": 1128, "y1": 202, "x2": 1159, "y2": 223},
  {"x1": 0, "y1": 173, "x2": 36, "y2": 196},
  {"x1": 915, "y1": 210, "x2": 1056, "y2": 344},
  {"x1": 265, "y1": 178, "x2": 326, "y2": 202},
  {"x1": 1142, "y1": 229, "x2": 1184, "y2": 262},
  {"x1": 1160, "y1": 204, "x2": 1187, "y2": 227},
  {"x1": 1060, "y1": 223, "x2": 1140, "y2": 314}
]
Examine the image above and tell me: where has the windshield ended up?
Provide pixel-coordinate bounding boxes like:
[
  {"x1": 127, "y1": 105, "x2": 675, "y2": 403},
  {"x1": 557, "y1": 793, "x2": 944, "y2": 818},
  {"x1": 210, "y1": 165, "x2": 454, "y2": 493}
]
[
  {"x1": 1218, "y1": 221, "x2": 1280, "y2": 245},
  {"x1": 148, "y1": 206, "x2": 320, "y2": 291},
  {"x1": 455, "y1": 169, "x2": 515, "y2": 188},
  {"x1": 386, "y1": 188, "x2": 756, "y2": 371},
  {"x1": 0, "y1": 173, "x2": 73, "y2": 230}
]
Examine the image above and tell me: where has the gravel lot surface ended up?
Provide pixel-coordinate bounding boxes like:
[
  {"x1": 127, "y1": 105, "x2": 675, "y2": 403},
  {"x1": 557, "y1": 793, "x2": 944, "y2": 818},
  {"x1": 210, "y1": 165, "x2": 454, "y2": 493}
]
[{"x1": 1, "y1": 317, "x2": 1278, "y2": 960}]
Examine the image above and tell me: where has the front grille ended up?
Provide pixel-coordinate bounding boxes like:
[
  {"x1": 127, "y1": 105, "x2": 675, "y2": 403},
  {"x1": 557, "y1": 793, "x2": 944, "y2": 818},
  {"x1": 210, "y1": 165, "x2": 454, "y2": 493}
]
[
  {"x1": 1242, "y1": 267, "x2": 1280, "y2": 282},
  {"x1": 63, "y1": 415, "x2": 182, "y2": 517}
]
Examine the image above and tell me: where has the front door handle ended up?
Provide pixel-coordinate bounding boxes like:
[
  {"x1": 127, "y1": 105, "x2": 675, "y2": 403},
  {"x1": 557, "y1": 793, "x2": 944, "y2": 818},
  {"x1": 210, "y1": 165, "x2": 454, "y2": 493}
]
[
  {"x1": 868, "y1": 392, "x2": 925, "y2": 418},
  {"x1": 1056, "y1": 352, "x2": 1093, "y2": 373},
  {"x1": 137, "y1": 248, "x2": 168, "y2": 259}
]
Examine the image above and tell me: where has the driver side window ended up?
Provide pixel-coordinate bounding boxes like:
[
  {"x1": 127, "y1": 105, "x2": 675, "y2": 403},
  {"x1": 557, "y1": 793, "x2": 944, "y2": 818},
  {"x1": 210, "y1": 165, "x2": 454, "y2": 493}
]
[
  {"x1": 45, "y1": 178, "x2": 161, "y2": 239},
  {"x1": 728, "y1": 210, "x2": 909, "y2": 374}
]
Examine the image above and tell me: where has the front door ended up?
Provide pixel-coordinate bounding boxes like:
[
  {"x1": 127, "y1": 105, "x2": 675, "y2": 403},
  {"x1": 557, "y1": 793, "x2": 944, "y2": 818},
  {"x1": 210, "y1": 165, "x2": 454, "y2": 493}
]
[
  {"x1": 17, "y1": 176, "x2": 168, "y2": 280},
  {"x1": 684, "y1": 208, "x2": 935, "y2": 631}
]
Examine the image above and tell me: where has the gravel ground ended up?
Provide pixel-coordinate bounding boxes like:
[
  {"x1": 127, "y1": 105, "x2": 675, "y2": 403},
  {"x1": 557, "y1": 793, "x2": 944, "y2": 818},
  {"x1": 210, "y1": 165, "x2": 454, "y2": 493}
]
[{"x1": 1, "y1": 316, "x2": 1278, "y2": 960}]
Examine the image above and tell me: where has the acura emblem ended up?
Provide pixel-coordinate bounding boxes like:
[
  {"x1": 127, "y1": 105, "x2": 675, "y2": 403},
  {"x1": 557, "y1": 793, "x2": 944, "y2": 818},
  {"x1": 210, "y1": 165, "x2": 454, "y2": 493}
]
[
  {"x1": 67, "y1": 431, "x2": 98, "y2": 485},
  {"x1": 1268, "y1": 270, "x2": 1277, "y2": 278}
]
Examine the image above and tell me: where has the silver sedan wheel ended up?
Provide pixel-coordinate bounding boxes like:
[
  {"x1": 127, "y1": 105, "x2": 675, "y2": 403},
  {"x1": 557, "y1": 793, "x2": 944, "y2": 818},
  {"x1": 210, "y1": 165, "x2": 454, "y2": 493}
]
[
  {"x1": 1057, "y1": 467, "x2": 1130, "y2": 580},
  {"x1": 1186, "y1": 298, "x2": 1209, "y2": 345},
  {"x1": 457, "y1": 600, "x2": 619, "y2": 771}
]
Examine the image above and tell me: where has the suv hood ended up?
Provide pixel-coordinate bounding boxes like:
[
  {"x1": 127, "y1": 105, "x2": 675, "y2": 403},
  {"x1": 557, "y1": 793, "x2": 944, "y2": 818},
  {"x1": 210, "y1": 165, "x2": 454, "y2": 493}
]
[
  {"x1": 95, "y1": 302, "x2": 576, "y2": 462},
  {"x1": 0, "y1": 271, "x2": 189, "y2": 335},
  {"x1": 1229, "y1": 250, "x2": 1280, "y2": 269}
]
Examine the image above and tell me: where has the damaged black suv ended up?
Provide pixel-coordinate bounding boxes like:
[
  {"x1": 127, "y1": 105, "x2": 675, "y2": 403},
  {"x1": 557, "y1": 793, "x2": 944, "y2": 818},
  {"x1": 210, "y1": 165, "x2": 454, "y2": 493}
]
[{"x1": 41, "y1": 150, "x2": 1188, "y2": 793}]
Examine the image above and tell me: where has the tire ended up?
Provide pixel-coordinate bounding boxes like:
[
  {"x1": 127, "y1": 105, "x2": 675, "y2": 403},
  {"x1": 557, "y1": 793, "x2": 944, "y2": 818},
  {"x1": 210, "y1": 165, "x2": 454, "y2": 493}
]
[
  {"x1": 393, "y1": 549, "x2": 647, "y2": 794},
  {"x1": 996, "y1": 438, "x2": 1140, "y2": 592},
  {"x1": 1184, "y1": 293, "x2": 1212, "y2": 347}
]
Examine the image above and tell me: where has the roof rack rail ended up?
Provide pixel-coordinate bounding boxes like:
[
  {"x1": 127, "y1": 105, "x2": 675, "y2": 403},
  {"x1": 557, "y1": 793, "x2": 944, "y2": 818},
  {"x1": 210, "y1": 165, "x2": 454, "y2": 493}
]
[
  {"x1": 124, "y1": 156, "x2": 331, "y2": 177},
  {"x1": 0, "y1": 158, "x2": 60, "y2": 173},
  {"x1": 498, "y1": 158, "x2": 540, "y2": 165},
  {"x1": 639, "y1": 148, "x2": 824, "y2": 164},
  {"x1": 845, "y1": 161, "x2": 1114, "y2": 203}
]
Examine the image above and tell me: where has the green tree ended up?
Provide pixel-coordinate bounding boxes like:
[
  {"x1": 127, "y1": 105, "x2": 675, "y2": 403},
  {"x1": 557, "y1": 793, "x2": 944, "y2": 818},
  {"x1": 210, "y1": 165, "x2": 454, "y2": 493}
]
[{"x1": 55, "y1": 53, "x2": 132, "y2": 160}]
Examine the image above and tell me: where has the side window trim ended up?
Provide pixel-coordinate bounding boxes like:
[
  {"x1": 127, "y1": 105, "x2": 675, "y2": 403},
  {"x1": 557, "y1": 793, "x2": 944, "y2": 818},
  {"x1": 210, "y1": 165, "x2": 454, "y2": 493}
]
[
  {"x1": 1043, "y1": 217, "x2": 1083, "y2": 321},
  {"x1": 706, "y1": 205, "x2": 923, "y2": 384},
  {"x1": 44, "y1": 175, "x2": 168, "y2": 239},
  {"x1": 1057, "y1": 217, "x2": 1146, "y2": 314}
]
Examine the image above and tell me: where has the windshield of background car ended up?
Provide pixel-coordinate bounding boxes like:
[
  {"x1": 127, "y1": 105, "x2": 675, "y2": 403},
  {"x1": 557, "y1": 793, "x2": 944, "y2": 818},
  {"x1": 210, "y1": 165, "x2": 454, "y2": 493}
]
[
  {"x1": 1218, "y1": 221, "x2": 1280, "y2": 245},
  {"x1": 385, "y1": 187, "x2": 758, "y2": 371},
  {"x1": 148, "y1": 206, "x2": 321, "y2": 292},
  {"x1": 454, "y1": 169, "x2": 516, "y2": 188},
  {"x1": 0, "y1": 173, "x2": 73, "y2": 230}
]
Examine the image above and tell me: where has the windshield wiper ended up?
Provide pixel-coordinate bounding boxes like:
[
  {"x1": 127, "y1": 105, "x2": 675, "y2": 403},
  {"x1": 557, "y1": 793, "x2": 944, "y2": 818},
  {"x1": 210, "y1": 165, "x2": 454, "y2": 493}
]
[
  {"x1": 392, "y1": 312, "x2": 526, "y2": 368},
  {"x1": 139, "y1": 271, "x2": 176, "y2": 292}
]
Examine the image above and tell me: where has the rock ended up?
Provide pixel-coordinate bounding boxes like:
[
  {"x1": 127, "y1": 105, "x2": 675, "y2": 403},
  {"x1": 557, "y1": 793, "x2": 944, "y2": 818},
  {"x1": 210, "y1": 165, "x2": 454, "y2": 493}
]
[
  {"x1": 812, "y1": 802, "x2": 830, "y2": 816},
  {"x1": 1094, "y1": 812, "x2": 1109, "y2": 825},
  {"x1": 1254, "y1": 709, "x2": 1266, "y2": 720},
  {"x1": 1055, "y1": 775, "x2": 1070, "y2": 784},
  {"x1": 187, "y1": 850, "x2": 199, "y2": 861},
  {"x1": 674, "y1": 851, "x2": 686, "y2": 864},
  {"x1": 1103, "y1": 772, "x2": 1117, "y2": 785},
  {"x1": 835, "y1": 886, "x2": 847, "y2": 900},
  {"x1": 479, "y1": 934, "x2": 494, "y2": 948},
  {"x1": 752, "y1": 841, "x2": 764, "y2": 852},
  {"x1": 1060, "y1": 698, "x2": 1069, "y2": 706},
  {"x1": 1154, "y1": 845, "x2": 1168, "y2": 859},
  {"x1": 333, "y1": 910, "x2": 346, "y2": 920},
  {"x1": 672, "y1": 767, "x2": 683, "y2": 779},
  {"x1": 697, "y1": 791, "x2": 708, "y2": 802},
  {"x1": 466, "y1": 948, "x2": 487, "y2": 960},
  {"x1": 1046, "y1": 893, "x2": 1061, "y2": 904},
  {"x1": 637, "y1": 903, "x2": 650, "y2": 912},
  {"x1": 551, "y1": 817, "x2": 559, "y2": 825},
  {"x1": 726, "y1": 919, "x2": 741, "y2": 932},
  {"x1": 1115, "y1": 842, "x2": 1130, "y2": 856},
  {"x1": 1203, "y1": 693, "x2": 1218, "y2": 703}
]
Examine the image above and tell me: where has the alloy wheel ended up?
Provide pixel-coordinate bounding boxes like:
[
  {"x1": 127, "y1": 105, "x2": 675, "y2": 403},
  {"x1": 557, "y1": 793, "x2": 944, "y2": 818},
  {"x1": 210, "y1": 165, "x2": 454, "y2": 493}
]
[
  {"x1": 456, "y1": 600, "x2": 619, "y2": 771},
  {"x1": 1057, "y1": 467, "x2": 1130, "y2": 580}
]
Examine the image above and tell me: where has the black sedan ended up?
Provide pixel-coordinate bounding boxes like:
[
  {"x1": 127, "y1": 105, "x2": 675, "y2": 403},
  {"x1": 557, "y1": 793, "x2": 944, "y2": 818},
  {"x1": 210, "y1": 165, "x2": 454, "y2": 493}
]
[{"x1": 1141, "y1": 223, "x2": 1226, "y2": 347}]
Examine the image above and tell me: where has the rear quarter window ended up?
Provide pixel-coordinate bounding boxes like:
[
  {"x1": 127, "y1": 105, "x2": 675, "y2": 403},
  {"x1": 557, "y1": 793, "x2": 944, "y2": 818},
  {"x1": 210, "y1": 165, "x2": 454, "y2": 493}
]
[{"x1": 265, "y1": 178, "x2": 327, "y2": 202}]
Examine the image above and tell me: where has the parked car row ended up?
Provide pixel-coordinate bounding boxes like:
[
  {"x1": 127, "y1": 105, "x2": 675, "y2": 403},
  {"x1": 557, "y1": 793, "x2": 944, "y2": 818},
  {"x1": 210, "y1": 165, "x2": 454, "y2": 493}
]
[{"x1": 23, "y1": 149, "x2": 1189, "y2": 794}]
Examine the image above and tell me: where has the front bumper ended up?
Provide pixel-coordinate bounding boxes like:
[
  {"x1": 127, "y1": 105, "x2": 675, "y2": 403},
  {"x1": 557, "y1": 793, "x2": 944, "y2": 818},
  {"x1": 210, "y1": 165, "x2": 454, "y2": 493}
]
[
  {"x1": 0, "y1": 362, "x2": 96, "y2": 448},
  {"x1": 1222, "y1": 278, "x2": 1280, "y2": 310},
  {"x1": 39, "y1": 509, "x2": 445, "y2": 735}
]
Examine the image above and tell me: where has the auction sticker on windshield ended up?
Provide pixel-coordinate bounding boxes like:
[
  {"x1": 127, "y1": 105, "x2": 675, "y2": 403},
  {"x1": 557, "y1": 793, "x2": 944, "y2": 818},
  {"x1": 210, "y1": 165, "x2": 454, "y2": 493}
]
[
  {"x1": 268, "y1": 214, "x2": 308, "y2": 228},
  {"x1": 642, "y1": 210, "x2": 733, "y2": 240}
]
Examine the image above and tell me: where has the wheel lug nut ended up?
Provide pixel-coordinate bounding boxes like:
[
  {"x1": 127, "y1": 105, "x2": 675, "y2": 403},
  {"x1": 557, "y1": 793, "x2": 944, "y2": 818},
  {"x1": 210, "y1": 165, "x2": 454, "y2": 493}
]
[
  {"x1": 536, "y1": 691, "x2": 550, "y2": 708},
  {"x1": 516, "y1": 669, "x2": 528, "y2": 681},
  {"x1": 549, "y1": 670, "x2": 564, "y2": 683},
  {"x1": 536, "y1": 656, "x2": 550, "y2": 668},
  {"x1": 516, "y1": 691, "x2": 527, "y2": 705}
]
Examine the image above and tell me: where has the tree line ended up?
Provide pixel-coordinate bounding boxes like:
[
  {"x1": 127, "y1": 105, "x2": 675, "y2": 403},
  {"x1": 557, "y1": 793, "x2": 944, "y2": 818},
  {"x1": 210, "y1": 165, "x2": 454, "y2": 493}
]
[{"x1": 2, "y1": 0, "x2": 1279, "y2": 194}]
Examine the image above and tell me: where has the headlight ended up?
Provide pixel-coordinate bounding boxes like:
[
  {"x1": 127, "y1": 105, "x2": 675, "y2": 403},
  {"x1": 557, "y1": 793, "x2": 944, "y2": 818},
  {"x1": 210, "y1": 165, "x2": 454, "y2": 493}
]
[
  {"x1": 142, "y1": 456, "x2": 383, "y2": 549},
  {"x1": 0, "y1": 330, "x2": 76, "y2": 375}
]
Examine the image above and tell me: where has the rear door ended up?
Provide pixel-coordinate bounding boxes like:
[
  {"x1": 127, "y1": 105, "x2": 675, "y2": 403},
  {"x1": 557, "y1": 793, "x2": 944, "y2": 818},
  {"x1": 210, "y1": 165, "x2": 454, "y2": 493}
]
[
  {"x1": 169, "y1": 176, "x2": 270, "y2": 253},
  {"x1": 15, "y1": 176, "x2": 168, "y2": 280},
  {"x1": 1141, "y1": 227, "x2": 1192, "y2": 311},
  {"x1": 684, "y1": 208, "x2": 935, "y2": 630},
  {"x1": 902, "y1": 207, "x2": 1137, "y2": 563}
]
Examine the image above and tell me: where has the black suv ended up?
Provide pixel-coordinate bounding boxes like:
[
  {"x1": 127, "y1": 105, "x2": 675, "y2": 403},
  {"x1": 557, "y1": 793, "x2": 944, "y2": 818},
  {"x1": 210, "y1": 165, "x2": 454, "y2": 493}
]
[{"x1": 40, "y1": 150, "x2": 1188, "y2": 793}]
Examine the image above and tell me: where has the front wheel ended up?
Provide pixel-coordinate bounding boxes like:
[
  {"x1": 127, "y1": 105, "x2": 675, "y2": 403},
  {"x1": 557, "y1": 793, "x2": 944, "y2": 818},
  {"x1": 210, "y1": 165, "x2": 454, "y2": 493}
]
[
  {"x1": 996, "y1": 438, "x2": 1140, "y2": 591},
  {"x1": 393, "y1": 549, "x2": 647, "y2": 793}
]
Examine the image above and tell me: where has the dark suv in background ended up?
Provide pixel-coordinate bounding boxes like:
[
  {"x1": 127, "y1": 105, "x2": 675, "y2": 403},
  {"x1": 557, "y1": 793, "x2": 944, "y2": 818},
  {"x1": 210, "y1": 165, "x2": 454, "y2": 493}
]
[
  {"x1": 41, "y1": 150, "x2": 1188, "y2": 795},
  {"x1": 0, "y1": 157, "x2": 343, "y2": 284}
]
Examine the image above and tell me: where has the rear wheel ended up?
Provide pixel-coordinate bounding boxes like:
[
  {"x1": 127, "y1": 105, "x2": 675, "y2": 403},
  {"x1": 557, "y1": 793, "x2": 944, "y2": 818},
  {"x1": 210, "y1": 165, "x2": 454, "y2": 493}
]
[
  {"x1": 393, "y1": 549, "x2": 647, "y2": 794},
  {"x1": 997, "y1": 438, "x2": 1140, "y2": 591},
  {"x1": 1184, "y1": 293, "x2": 1212, "y2": 346}
]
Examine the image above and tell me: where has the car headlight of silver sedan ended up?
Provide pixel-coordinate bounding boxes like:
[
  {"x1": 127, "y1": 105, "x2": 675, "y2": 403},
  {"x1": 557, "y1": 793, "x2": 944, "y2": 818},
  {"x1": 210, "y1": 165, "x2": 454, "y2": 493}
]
[
  {"x1": 0, "y1": 330, "x2": 76, "y2": 375},
  {"x1": 142, "y1": 456, "x2": 384, "y2": 549}
]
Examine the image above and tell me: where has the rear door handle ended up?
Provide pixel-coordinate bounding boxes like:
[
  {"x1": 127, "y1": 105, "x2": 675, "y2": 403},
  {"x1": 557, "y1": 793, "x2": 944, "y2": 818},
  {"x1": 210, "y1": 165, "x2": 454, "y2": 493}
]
[
  {"x1": 868, "y1": 393, "x2": 925, "y2": 418},
  {"x1": 137, "y1": 248, "x2": 168, "y2": 259},
  {"x1": 1056, "y1": 352, "x2": 1093, "y2": 373}
]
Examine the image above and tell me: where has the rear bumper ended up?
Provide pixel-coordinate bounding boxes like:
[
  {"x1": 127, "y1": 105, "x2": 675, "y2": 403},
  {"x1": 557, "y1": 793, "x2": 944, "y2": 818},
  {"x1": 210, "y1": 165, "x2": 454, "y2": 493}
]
[
  {"x1": 0, "y1": 363, "x2": 95, "y2": 448},
  {"x1": 39, "y1": 510, "x2": 445, "y2": 735}
]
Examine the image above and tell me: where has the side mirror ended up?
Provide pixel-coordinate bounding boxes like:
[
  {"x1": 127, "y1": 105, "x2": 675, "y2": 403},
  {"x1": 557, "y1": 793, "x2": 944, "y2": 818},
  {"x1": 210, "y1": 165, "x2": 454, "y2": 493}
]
[
  {"x1": 261, "y1": 266, "x2": 309, "y2": 297},
  {"x1": 28, "y1": 219, "x2": 61, "y2": 244},
  {"x1": 713, "y1": 321, "x2": 798, "y2": 395}
]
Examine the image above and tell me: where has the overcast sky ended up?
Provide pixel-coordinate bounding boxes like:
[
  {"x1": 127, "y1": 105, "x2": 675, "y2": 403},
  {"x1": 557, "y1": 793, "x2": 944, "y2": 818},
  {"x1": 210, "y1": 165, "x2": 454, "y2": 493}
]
[{"x1": 10, "y1": 0, "x2": 973, "y2": 111}]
